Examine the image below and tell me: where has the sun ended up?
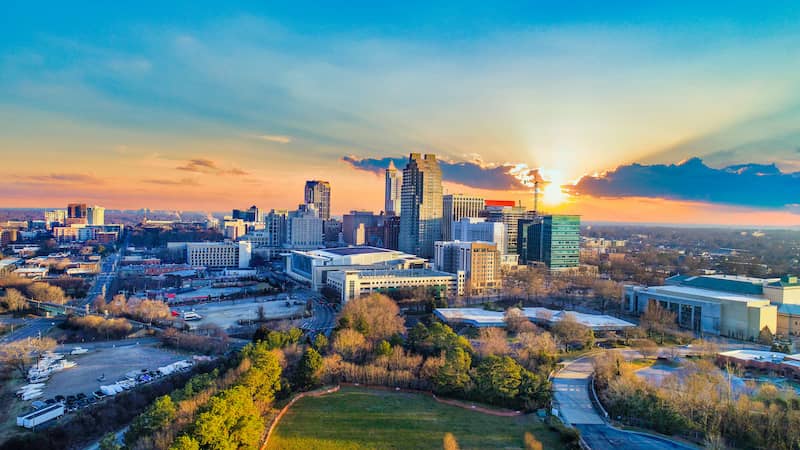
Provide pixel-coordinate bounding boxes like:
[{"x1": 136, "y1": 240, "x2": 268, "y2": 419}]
[{"x1": 539, "y1": 170, "x2": 568, "y2": 206}]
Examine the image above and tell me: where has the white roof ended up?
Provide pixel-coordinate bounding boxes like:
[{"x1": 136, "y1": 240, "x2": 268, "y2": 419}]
[
  {"x1": 644, "y1": 284, "x2": 768, "y2": 304},
  {"x1": 434, "y1": 307, "x2": 635, "y2": 330},
  {"x1": 718, "y1": 349, "x2": 786, "y2": 362}
]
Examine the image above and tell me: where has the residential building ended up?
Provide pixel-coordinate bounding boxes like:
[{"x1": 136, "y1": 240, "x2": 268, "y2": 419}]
[
  {"x1": 87, "y1": 205, "x2": 105, "y2": 225},
  {"x1": 399, "y1": 153, "x2": 443, "y2": 258},
  {"x1": 327, "y1": 268, "x2": 463, "y2": 303},
  {"x1": 304, "y1": 180, "x2": 331, "y2": 220},
  {"x1": 442, "y1": 194, "x2": 485, "y2": 241},
  {"x1": 434, "y1": 240, "x2": 501, "y2": 295},
  {"x1": 168, "y1": 241, "x2": 252, "y2": 269},
  {"x1": 484, "y1": 203, "x2": 534, "y2": 255},
  {"x1": 519, "y1": 215, "x2": 580, "y2": 270},
  {"x1": 384, "y1": 160, "x2": 402, "y2": 215},
  {"x1": 451, "y1": 217, "x2": 506, "y2": 254}
]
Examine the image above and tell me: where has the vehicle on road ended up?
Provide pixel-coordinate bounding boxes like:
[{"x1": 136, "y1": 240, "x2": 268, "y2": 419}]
[
  {"x1": 70, "y1": 346, "x2": 89, "y2": 355},
  {"x1": 182, "y1": 311, "x2": 202, "y2": 321}
]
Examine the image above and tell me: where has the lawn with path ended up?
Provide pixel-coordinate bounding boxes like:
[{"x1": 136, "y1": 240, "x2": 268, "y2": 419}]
[{"x1": 266, "y1": 386, "x2": 564, "y2": 450}]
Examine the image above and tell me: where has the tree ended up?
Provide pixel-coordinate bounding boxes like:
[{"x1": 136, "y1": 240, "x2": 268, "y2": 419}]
[
  {"x1": 125, "y1": 395, "x2": 176, "y2": 447},
  {"x1": 524, "y1": 432, "x2": 543, "y2": 450},
  {"x1": 551, "y1": 313, "x2": 594, "y2": 350},
  {"x1": 504, "y1": 308, "x2": 533, "y2": 334},
  {"x1": 0, "y1": 337, "x2": 56, "y2": 378},
  {"x1": 477, "y1": 327, "x2": 511, "y2": 358},
  {"x1": 593, "y1": 279, "x2": 622, "y2": 314},
  {"x1": 99, "y1": 433, "x2": 123, "y2": 450},
  {"x1": 1, "y1": 288, "x2": 28, "y2": 312},
  {"x1": 633, "y1": 339, "x2": 659, "y2": 360},
  {"x1": 192, "y1": 386, "x2": 264, "y2": 449},
  {"x1": 312, "y1": 333, "x2": 329, "y2": 352},
  {"x1": 26, "y1": 282, "x2": 67, "y2": 304},
  {"x1": 375, "y1": 340, "x2": 392, "y2": 357},
  {"x1": 434, "y1": 347, "x2": 472, "y2": 395},
  {"x1": 758, "y1": 326, "x2": 774, "y2": 345},
  {"x1": 297, "y1": 347, "x2": 323, "y2": 389},
  {"x1": 170, "y1": 435, "x2": 200, "y2": 450},
  {"x1": 339, "y1": 293, "x2": 404, "y2": 341},
  {"x1": 333, "y1": 329, "x2": 368, "y2": 361},
  {"x1": 640, "y1": 301, "x2": 676, "y2": 341}
]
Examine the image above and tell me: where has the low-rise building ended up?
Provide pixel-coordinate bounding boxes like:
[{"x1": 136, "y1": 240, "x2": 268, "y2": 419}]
[
  {"x1": 168, "y1": 241, "x2": 252, "y2": 269},
  {"x1": 327, "y1": 268, "x2": 464, "y2": 303}
]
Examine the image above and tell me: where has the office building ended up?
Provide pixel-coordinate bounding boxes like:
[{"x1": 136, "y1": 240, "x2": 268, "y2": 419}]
[
  {"x1": 324, "y1": 218, "x2": 343, "y2": 244},
  {"x1": 265, "y1": 209, "x2": 289, "y2": 247},
  {"x1": 399, "y1": 153, "x2": 443, "y2": 258},
  {"x1": 451, "y1": 217, "x2": 506, "y2": 254},
  {"x1": 484, "y1": 203, "x2": 534, "y2": 255},
  {"x1": 434, "y1": 240, "x2": 501, "y2": 296},
  {"x1": 304, "y1": 180, "x2": 331, "y2": 220},
  {"x1": 87, "y1": 205, "x2": 105, "y2": 225},
  {"x1": 232, "y1": 205, "x2": 260, "y2": 223},
  {"x1": 385, "y1": 161, "x2": 402, "y2": 215},
  {"x1": 288, "y1": 205, "x2": 324, "y2": 249},
  {"x1": 168, "y1": 241, "x2": 252, "y2": 269},
  {"x1": 442, "y1": 194, "x2": 485, "y2": 241},
  {"x1": 327, "y1": 268, "x2": 463, "y2": 303},
  {"x1": 44, "y1": 210, "x2": 67, "y2": 228},
  {"x1": 342, "y1": 211, "x2": 381, "y2": 245},
  {"x1": 286, "y1": 246, "x2": 427, "y2": 289},
  {"x1": 223, "y1": 218, "x2": 247, "y2": 240},
  {"x1": 66, "y1": 203, "x2": 88, "y2": 225},
  {"x1": 383, "y1": 215, "x2": 401, "y2": 250},
  {"x1": 519, "y1": 215, "x2": 580, "y2": 270}
]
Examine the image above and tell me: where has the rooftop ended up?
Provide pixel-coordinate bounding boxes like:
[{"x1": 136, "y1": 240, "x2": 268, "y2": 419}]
[
  {"x1": 666, "y1": 274, "x2": 778, "y2": 296},
  {"x1": 718, "y1": 349, "x2": 787, "y2": 363},
  {"x1": 321, "y1": 246, "x2": 393, "y2": 256},
  {"x1": 434, "y1": 307, "x2": 635, "y2": 330},
  {"x1": 643, "y1": 284, "x2": 768, "y2": 304}
]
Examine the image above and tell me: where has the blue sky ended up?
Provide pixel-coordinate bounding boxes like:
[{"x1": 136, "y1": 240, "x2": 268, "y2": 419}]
[{"x1": 1, "y1": 2, "x2": 799, "y2": 224}]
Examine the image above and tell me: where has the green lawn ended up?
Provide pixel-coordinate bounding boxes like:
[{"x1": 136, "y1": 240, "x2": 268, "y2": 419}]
[{"x1": 267, "y1": 387, "x2": 565, "y2": 450}]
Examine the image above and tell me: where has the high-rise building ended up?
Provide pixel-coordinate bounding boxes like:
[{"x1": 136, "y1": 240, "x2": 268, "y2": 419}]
[
  {"x1": 87, "y1": 205, "x2": 105, "y2": 225},
  {"x1": 342, "y1": 211, "x2": 381, "y2": 245},
  {"x1": 288, "y1": 205, "x2": 324, "y2": 249},
  {"x1": 452, "y1": 217, "x2": 506, "y2": 254},
  {"x1": 434, "y1": 240, "x2": 501, "y2": 296},
  {"x1": 384, "y1": 161, "x2": 402, "y2": 215},
  {"x1": 67, "y1": 203, "x2": 87, "y2": 219},
  {"x1": 304, "y1": 180, "x2": 331, "y2": 220},
  {"x1": 442, "y1": 194, "x2": 485, "y2": 241},
  {"x1": 223, "y1": 218, "x2": 246, "y2": 240},
  {"x1": 484, "y1": 203, "x2": 535, "y2": 255},
  {"x1": 44, "y1": 209, "x2": 67, "y2": 228},
  {"x1": 383, "y1": 215, "x2": 401, "y2": 250},
  {"x1": 399, "y1": 153, "x2": 443, "y2": 258},
  {"x1": 265, "y1": 209, "x2": 289, "y2": 246},
  {"x1": 324, "y1": 218, "x2": 343, "y2": 244},
  {"x1": 519, "y1": 215, "x2": 580, "y2": 270},
  {"x1": 232, "y1": 205, "x2": 260, "y2": 222}
]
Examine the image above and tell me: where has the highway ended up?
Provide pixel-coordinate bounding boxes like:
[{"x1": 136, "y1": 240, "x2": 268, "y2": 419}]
[{"x1": 552, "y1": 354, "x2": 696, "y2": 450}]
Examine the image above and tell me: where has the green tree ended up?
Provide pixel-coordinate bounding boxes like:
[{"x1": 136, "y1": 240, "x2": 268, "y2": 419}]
[
  {"x1": 434, "y1": 347, "x2": 472, "y2": 395},
  {"x1": 125, "y1": 395, "x2": 177, "y2": 447},
  {"x1": 241, "y1": 341, "x2": 282, "y2": 402},
  {"x1": 297, "y1": 347, "x2": 323, "y2": 389},
  {"x1": 312, "y1": 333, "x2": 329, "y2": 351},
  {"x1": 170, "y1": 435, "x2": 200, "y2": 450},
  {"x1": 99, "y1": 433, "x2": 122, "y2": 450},
  {"x1": 474, "y1": 356, "x2": 523, "y2": 405},
  {"x1": 376, "y1": 340, "x2": 392, "y2": 357},
  {"x1": 192, "y1": 386, "x2": 264, "y2": 450}
]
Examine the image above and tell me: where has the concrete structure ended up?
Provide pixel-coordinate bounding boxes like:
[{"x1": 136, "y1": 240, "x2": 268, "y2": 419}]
[
  {"x1": 304, "y1": 180, "x2": 331, "y2": 220},
  {"x1": 519, "y1": 215, "x2": 580, "y2": 270},
  {"x1": 86, "y1": 205, "x2": 105, "y2": 225},
  {"x1": 328, "y1": 268, "x2": 463, "y2": 303},
  {"x1": 434, "y1": 241, "x2": 501, "y2": 295},
  {"x1": 451, "y1": 217, "x2": 506, "y2": 254},
  {"x1": 384, "y1": 160, "x2": 402, "y2": 215},
  {"x1": 43, "y1": 209, "x2": 67, "y2": 228},
  {"x1": 399, "y1": 153, "x2": 443, "y2": 258},
  {"x1": 442, "y1": 194, "x2": 484, "y2": 241},
  {"x1": 342, "y1": 211, "x2": 381, "y2": 245},
  {"x1": 168, "y1": 241, "x2": 252, "y2": 269},
  {"x1": 288, "y1": 206, "x2": 324, "y2": 249},
  {"x1": 434, "y1": 307, "x2": 635, "y2": 331},
  {"x1": 484, "y1": 203, "x2": 534, "y2": 255},
  {"x1": 13, "y1": 267, "x2": 48, "y2": 279},
  {"x1": 286, "y1": 246, "x2": 426, "y2": 289}
]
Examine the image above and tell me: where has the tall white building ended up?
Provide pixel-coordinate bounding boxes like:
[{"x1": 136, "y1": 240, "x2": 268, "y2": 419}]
[
  {"x1": 443, "y1": 195, "x2": 486, "y2": 241},
  {"x1": 399, "y1": 153, "x2": 443, "y2": 258},
  {"x1": 452, "y1": 217, "x2": 506, "y2": 254},
  {"x1": 168, "y1": 241, "x2": 252, "y2": 269},
  {"x1": 223, "y1": 218, "x2": 246, "y2": 240},
  {"x1": 87, "y1": 206, "x2": 105, "y2": 226},
  {"x1": 384, "y1": 161, "x2": 402, "y2": 215},
  {"x1": 288, "y1": 205, "x2": 324, "y2": 249}
]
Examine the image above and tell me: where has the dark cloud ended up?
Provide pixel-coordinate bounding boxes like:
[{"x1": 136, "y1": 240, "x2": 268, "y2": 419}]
[
  {"x1": 176, "y1": 158, "x2": 249, "y2": 176},
  {"x1": 342, "y1": 155, "x2": 541, "y2": 191},
  {"x1": 571, "y1": 158, "x2": 800, "y2": 209}
]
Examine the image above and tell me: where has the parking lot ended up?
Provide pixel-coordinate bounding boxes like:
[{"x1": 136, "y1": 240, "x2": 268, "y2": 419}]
[{"x1": 40, "y1": 344, "x2": 185, "y2": 399}]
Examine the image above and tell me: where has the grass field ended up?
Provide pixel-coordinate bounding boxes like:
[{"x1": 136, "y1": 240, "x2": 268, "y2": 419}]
[{"x1": 267, "y1": 387, "x2": 565, "y2": 450}]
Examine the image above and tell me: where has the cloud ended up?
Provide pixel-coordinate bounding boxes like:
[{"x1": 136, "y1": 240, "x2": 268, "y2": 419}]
[
  {"x1": 342, "y1": 155, "x2": 542, "y2": 191},
  {"x1": 17, "y1": 173, "x2": 104, "y2": 184},
  {"x1": 571, "y1": 158, "x2": 800, "y2": 209},
  {"x1": 250, "y1": 134, "x2": 292, "y2": 144},
  {"x1": 176, "y1": 158, "x2": 249, "y2": 176},
  {"x1": 142, "y1": 177, "x2": 199, "y2": 186}
]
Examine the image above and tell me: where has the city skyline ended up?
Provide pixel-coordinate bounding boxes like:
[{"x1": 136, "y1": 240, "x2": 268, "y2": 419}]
[{"x1": 2, "y1": 3, "x2": 800, "y2": 226}]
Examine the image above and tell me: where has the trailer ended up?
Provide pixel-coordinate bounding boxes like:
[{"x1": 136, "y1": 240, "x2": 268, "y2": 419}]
[
  {"x1": 21, "y1": 390, "x2": 43, "y2": 401},
  {"x1": 17, "y1": 404, "x2": 64, "y2": 429}
]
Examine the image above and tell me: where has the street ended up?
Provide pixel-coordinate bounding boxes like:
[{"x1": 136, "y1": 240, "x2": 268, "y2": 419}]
[
  {"x1": 300, "y1": 291, "x2": 335, "y2": 338},
  {"x1": 0, "y1": 317, "x2": 60, "y2": 344}
]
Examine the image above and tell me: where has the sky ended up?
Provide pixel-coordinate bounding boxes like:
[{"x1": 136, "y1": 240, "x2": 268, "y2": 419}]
[{"x1": 1, "y1": 1, "x2": 799, "y2": 226}]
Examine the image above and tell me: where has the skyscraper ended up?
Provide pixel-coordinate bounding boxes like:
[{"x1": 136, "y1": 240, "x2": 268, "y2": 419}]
[
  {"x1": 384, "y1": 161, "x2": 402, "y2": 215},
  {"x1": 519, "y1": 215, "x2": 581, "y2": 270},
  {"x1": 399, "y1": 153, "x2": 443, "y2": 258},
  {"x1": 304, "y1": 180, "x2": 331, "y2": 220},
  {"x1": 442, "y1": 194, "x2": 485, "y2": 241},
  {"x1": 484, "y1": 203, "x2": 535, "y2": 255},
  {"x1": 67, "y1": 203, "x2": 87, "y2": 219},
  {"x1": 87, "y1": 205, "x2": 105, "y2": 225}
]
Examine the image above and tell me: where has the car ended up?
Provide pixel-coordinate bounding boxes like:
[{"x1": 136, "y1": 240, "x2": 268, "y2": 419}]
[
  {"x1": 54, "y1": 395, "x2": 65, "y2": 403},
  {"x1": 76, "y1": 393, "x2": 86, "y2": 400},
  {"x1": 66, "y1": 395, "x2": 77, "y2": 403},
  {"x1": 93, "y1": 390, "x2": 106, "y2": 399},
  {"x1": 31, "y1": 400, "x2": 46, "y2": 409},
  {"x1": 45, "y1": 398, "x2": 56, "y2": 405}
]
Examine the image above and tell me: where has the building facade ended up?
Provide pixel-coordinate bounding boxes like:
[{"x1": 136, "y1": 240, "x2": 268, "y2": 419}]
[
  {"x1": 232, "y1": 205, "x2": 260, "y2": 222},
  {"x1": 304, "y1": 180, "x2": 331, "y2": 220},
  {"x1": 451, "y1": 217, "x2": 506, "y2": 254},
  {"x1": 484, "y1": 204, "x2": 534, "y2": 255},
  {"x1": 342, "y1": 211, "x2": 381, "y2": 245},
  {"x1": 87, "y1": 206, "x2": 105, "y2": 226},
  {"x1": 169, "y1": 241, "x2": 252, "y2": 269},
  {"x1": 384, "y1": 160, "x2": 402, "y2": 215},
  {"x1": 519, "y1": 215, "x2": 580, "y2": 270},
  {"x1": 399, "y1": 153, "x2": 443, "y2": 258},
  {"x1": 327, "y1": 268, "x2": 463, "y2": 303},
  {"x1": 442, "y1": 194, "x2": 485, "y2": 241},
  {"x1": 288, "y1": 207, "x2": 324, "y2": 249},
  {"x1": 434, "y1": 240, "x2": 501, "y2": 295}
]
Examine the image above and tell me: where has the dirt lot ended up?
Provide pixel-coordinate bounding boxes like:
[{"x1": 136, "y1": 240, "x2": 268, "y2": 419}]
[
  {"x1": 181, "y1": 298, "x2": 305, "y2": 329},
  {"x1": 40, "y1": 344, "x2": 186, "y2": 399}
]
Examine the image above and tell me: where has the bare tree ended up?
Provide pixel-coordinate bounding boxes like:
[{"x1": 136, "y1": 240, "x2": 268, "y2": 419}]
[
  {"x1": 504, "y1": 307, "x2": 533, "y2": 334},
  {"x1": 633, "y1": 338, "x2": 659, "y2": 360},
  {"x1": 476, "y1": 327, "x2": 510, "y2": 358},
  {"x1": 1, "y1": 288, "x2": 28, "y2": 312},
  {"x1": 0, "y1": 337, "x2": 57, "y2": 378}
]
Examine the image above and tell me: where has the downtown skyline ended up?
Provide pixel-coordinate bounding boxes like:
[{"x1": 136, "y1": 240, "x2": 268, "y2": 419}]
[{"x1": 2, "y1": 2, "x2": 800, "y2": 226}]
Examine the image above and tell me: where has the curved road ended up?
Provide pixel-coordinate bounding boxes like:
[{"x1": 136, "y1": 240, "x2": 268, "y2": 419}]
[{"x1": 553, "y1": 355, "x2": 696, "y2": 450}]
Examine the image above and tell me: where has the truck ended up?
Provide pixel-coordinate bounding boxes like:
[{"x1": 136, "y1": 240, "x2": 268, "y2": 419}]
[{"x1": 16, "y1": 404, "x2": 64, "y2": 429}]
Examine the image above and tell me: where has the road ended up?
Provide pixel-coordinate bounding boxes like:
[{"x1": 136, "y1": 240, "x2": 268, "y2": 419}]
[
  {"x1": 299, "y1": 290, "x2": 335, "y2": 338},
  {"x1": 0, "y1": 317, "x2": 61, "y2": 344},
  {"x1": 81, "y1": 233, "x2": 129, "y2": 307},
  {"x1": 552, "y1": 355, "x2": 696, "y2": 450}
]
